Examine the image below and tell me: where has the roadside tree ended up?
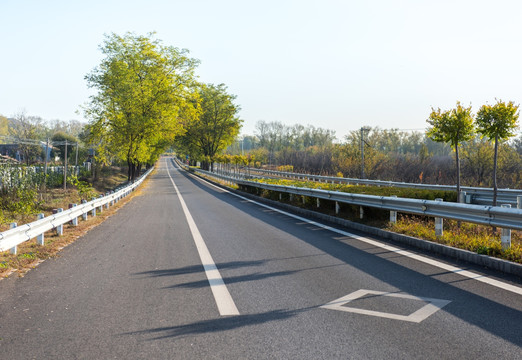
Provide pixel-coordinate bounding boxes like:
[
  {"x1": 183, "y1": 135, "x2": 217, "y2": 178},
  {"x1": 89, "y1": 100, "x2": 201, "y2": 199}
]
[
  {"x1": 8, "y1": 111, "x2": 46, "y2": 165},
  {"x1": 426, "y1": 102, "x2": 475, "y2": 202},
  {"x1": 175, "y1": 83, "x2": 241, "y2": 170},
  {"x1": 476, "y1": 100, "x2": 520, "y2": 206},
  {"x1": 84, "y1": 32, "x2": 199, "y2": 180}
]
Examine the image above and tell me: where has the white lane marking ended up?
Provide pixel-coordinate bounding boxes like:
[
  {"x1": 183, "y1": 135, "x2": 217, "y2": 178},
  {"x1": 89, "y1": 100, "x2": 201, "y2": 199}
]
[
  {"x1": 165, "y1": 160, "x2": 239, "y2": 316},
  {"x1": 321, "y1": 289, "x2": 451, "y2": 323},
  {"x1": 176, "y1": 162, "x2": 522, "y2": 296}
]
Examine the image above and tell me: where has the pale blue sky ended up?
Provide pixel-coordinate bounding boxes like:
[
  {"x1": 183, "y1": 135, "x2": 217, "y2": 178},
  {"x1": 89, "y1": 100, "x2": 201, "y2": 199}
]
[{"x1": 1, "y1": 0, "x2": 521, "y2": 138}]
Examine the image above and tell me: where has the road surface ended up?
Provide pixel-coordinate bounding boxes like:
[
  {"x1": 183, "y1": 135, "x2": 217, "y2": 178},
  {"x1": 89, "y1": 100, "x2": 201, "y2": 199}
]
[{"x1": 0, "y1": 157, "x2": 521, "y2": 359}]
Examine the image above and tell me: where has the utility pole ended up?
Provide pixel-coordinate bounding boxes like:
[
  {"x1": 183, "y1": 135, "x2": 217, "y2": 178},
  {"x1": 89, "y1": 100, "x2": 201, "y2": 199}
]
[
  {"x1": 63, "y1": 140, "x2": 68, "y2": 190},
  {"x1": 75, "y1": 142, "x2": 79, "y2": 175},
  {"x1": 360, "y1": 127, "x2": 365, "y2": 179},
  {"x1": 43, "y1": 138, "x2": 49, "y2": 189},
  {"x1": 360, "y1": 127, "x2": 370, "y2": 179}
]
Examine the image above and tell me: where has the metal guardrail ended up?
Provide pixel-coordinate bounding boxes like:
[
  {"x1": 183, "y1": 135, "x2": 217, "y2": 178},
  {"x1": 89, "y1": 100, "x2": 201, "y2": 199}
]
[
  {"x1": 235, "y1": 167, "x2": 522, "y2": 206},
  {"x1": 0, "y1": 167, "x2": 154, "y2": 253},
  {"x1": 177, "y1": 161, "x2": 522, "y2": 231}
]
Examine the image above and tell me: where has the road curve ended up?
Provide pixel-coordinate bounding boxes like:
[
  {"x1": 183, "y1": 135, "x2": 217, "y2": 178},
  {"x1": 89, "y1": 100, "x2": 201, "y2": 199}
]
[{"x1": 0, "y1": 157, "x2": 521, "y2": 359}]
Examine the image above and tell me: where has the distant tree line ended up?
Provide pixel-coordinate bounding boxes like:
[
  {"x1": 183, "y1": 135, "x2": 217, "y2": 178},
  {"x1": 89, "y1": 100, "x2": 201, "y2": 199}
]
[{"x1": 226, "y1": 117, "x2": 521, "y2": 190}]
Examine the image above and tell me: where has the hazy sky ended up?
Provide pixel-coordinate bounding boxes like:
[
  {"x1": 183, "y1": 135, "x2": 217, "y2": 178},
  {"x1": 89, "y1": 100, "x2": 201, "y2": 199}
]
[{"x1": 1, "y1": 0, "x2": 521, "y2": 139}]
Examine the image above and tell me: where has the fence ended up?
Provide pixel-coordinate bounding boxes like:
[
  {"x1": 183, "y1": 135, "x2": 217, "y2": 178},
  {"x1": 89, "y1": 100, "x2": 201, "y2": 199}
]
[
  {"x1": 0, "y1": 167, "x2": 153, "y2": 254},
  {"x1": 0, "y1": 165, "x2": 82, "y2": 190},
  {"x1": 177, "y1": 160, "x2": 522, "y2": 249}
]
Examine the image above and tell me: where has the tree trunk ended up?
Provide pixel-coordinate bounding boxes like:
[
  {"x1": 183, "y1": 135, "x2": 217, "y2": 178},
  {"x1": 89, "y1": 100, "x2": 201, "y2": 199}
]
[
  {"x1": 127, "y1": 160, "x2": 132, "y2": 181},
  {"x1": 493, "y1": 135, "x2": 498, "y2": 207},
  {"x1": 456, "y1": 143, "x2": 461, "y2": 203},
  {"x1": 456, "y1": 142, "x2": 462, "y2": 228},
  {"x1": 136, "y1": 163, "x2": 142, "y2": 179}
]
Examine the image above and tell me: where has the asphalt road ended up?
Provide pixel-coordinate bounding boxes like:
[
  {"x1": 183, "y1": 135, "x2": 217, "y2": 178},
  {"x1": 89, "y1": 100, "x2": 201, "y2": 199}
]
[{"x1": 1, "y1": 157, "x2": 521, "y2": 359}]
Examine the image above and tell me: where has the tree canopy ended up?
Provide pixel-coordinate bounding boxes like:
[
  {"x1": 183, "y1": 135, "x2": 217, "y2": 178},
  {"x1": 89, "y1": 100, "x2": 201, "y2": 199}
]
[
  {"x1": 476, "y1": 100, "x2": 520, "y2": 205},
  {"x1": 426, "y1": 102, "x2": 475, "y2": 201},
  {"x1": 84, "y1": 32, "x2": 199, "y2": 180},
  {"x1": 175, "y1": 83, "x2": 242, "y2": 170}
]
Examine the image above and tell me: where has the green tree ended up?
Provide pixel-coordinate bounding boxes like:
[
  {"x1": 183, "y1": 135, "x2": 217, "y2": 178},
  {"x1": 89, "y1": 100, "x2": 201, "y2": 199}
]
[
  {"x1": 84, "y1": 32, "x2": 199, "y2": 180},
  {"x1": 0, "y1": 115, "x2": 8, "y2": 138},
  {"x1": 8, "y1": 112, "x2": 46, "y2": 165},
  {"x1": 51, "y1": 131, "x2": 78, "y2": 164},
  {"x1": 476, "y1": 100, "x2": 520, "y2": 206},
  {"x1": 175, "y1": 83, "x2": 242, "y2": 170},
  {"x1": 426, "y1": 102, "x2": 475, "y2": 202}
]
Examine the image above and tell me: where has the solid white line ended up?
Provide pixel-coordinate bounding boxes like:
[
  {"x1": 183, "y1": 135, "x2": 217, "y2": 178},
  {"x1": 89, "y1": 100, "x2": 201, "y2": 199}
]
[
  {"x1": 165, "y1": 160, "x2": 239, "y2": 316},
  {"x1": 179, "y1": 164, "x2": 522, "y2": 296}
]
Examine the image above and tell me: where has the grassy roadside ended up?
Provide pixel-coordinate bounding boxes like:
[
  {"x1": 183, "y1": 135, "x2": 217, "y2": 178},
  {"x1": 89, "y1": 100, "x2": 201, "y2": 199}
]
[
  {"x1": 0, "y1": 169, "x2": 153, "y2": 278},
  {"x1": 386, "y1": 216, "x2": 522, "y2": 263},
  {"x1": 249, "y1": 178, "x2": 459, "y2": 202}
]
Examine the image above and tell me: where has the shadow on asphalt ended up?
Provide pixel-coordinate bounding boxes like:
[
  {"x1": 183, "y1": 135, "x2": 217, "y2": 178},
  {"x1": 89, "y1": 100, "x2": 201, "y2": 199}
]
[
  {"x1": 132, "y1": 254, "x2": 340, "y2": 290},
  {"x1": 133, "y1": 260, "x2": 267, "y2": 277},
  {"x1": 121, "y1": 307, "x2": 313, "y2": 340},
  {"x1": 145, "y1": 159, "x2": 522, "y2": 347}
]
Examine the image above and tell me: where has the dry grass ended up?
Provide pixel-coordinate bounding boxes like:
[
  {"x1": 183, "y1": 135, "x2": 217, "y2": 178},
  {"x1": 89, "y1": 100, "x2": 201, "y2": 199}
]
[
  {"x1": 0, "y1": 169, "x2": 153, "y2": 279},
  {"x1": 386, "y1": 215, "x2": 522, "y2": 264}
]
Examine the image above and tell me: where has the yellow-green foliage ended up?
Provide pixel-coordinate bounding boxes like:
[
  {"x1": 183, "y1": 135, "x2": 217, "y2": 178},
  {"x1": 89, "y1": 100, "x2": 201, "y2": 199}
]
[
  {"x1": 277, "y1": 165, "x2": 294, "y2": 172},
  {"x1": 387, "y1": 217, "x2": 522, "y2": 264},
  {"x1": 251, "y1": 178, "x2": 457, "y2": 201}
]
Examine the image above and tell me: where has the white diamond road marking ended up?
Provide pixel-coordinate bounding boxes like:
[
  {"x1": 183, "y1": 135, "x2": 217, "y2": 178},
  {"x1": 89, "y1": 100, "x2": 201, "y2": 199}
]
[{"x1": 321, "y1": 289, "x2": 451, "y2": 323}]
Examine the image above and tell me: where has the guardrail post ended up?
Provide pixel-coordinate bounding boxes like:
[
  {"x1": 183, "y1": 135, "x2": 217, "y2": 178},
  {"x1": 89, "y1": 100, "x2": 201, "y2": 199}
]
[
  {"x1": 501, "y1": 204, "x2": 511, "y2": 249},
  {"x1": 91, "y1": 198, "x2": 97, "y2": 217},
  {"x1": 335, "y1": 201, "x2": 340, "y2": 215},
  {"x1": 9, "y1": 223, "x2": 17, "y2": 254},
  {"x1": 98, "y1": 195, "x2": 104, "y2": 212},
  {"x1": 82, "y1": 200, "x2": 88, "y2": 220},
  {"x1": 54, "y1": 208, "x2": 63, "y2": 236},
  {"x1": 359, "y1": 206, "x2": 364, "y2": 219},
  {"x1": 279, "y1": 193, "x2": 282, "y2": 201},
  {"x1": 36, "y1": 213, "x2": 45, "y2": 245},
  {"x1": 105, "y1": 192, "x2": 110, "y2": 209},
  {"x1": 459, "y1": 191, "x2": 466, "y2": 204},
  {"x1": 390, "y1": 195, "x2": 397, "y2": 223},
  {"x1": 317, "y1": 198, "x2": 320, "y2": 208},
  {"x1": 302, "y1": 196, "x2": 306, "y2": 205},
  {"x1": 70, "y1": 204, "x2": 78, "y2": 226},
  {"x1": 435, "y1": 198, "x2": 443, "y2": 237},
  {"x1": 289, "y1": 194, "x2": 293, "y2": 202},
  {"x1": 518, "y1": 195, "x2": 522, "y2": 209}
]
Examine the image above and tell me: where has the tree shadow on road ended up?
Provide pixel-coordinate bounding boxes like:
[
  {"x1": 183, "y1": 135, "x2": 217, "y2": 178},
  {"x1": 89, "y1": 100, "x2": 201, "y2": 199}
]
[{"x1": 121, "y1": 307, "x2": 313, "y2": 341}]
